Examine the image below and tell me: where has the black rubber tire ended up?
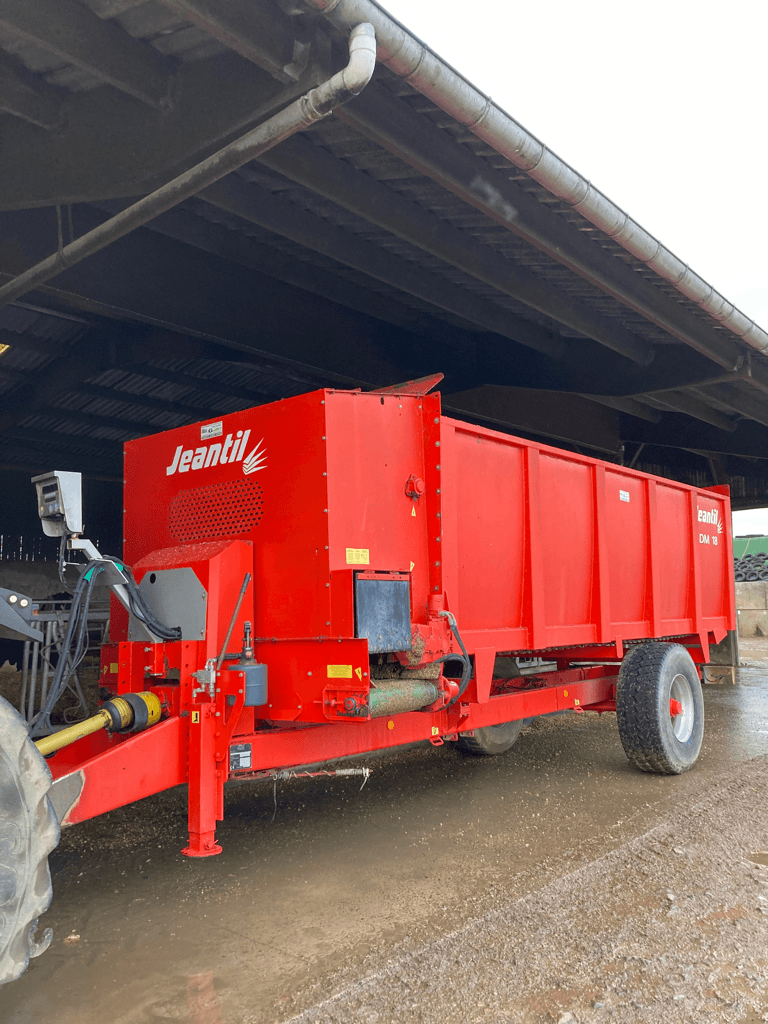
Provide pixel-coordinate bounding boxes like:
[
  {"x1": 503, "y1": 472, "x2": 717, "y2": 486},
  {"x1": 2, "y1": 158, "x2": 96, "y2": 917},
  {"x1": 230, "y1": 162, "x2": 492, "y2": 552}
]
[
  {"x1": 746, "y1": 572, "x2": 759, "y2": 581},
  {"x1": 734, "y1": 572, "x2": 746, "y2": 582},
  {"x1": 616, "y1": 643, "x2": 704, "y2": 775},
  {"x1": 0, "y1": 696, "x2": 60, "y2": 986},
  {"x1": 456, "y1": 718, "x2": 524, "y2": 756}
]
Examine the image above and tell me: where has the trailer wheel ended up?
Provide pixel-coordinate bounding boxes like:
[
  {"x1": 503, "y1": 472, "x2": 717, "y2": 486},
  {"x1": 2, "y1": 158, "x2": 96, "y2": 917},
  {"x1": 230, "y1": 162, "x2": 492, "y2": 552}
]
[
  {"x1": 616, "y1": 643, "x2": 704, "y2": 775},
  {"x1": 0, "y1": 696, "x2": 60, "y2": 986},
  {"x1": 457, "y1": 718, "x2": 524, "y2": 756}
]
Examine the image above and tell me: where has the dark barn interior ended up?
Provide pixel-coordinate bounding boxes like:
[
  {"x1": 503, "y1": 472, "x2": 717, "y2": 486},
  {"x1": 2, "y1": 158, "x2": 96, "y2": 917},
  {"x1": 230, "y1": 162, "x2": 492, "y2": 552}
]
[{"x1": 2, "y1": 0, "x2": 768, "y2": 565}]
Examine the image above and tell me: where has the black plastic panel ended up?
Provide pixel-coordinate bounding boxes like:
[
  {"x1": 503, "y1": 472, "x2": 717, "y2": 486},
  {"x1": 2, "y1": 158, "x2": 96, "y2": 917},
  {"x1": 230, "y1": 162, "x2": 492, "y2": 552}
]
[{"x1": 354, "y1": 578, "x2": 412, "y2": 654}]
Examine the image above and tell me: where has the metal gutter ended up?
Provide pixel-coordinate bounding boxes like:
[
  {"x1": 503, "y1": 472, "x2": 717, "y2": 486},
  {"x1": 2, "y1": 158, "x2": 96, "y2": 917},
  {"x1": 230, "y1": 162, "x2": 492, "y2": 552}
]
[
  {"x1": 302, "y1": 0, "x2": 768, "y2": 358},
  {"x1": 0, "y1": 23, "x2": 376, "y2": 311}
]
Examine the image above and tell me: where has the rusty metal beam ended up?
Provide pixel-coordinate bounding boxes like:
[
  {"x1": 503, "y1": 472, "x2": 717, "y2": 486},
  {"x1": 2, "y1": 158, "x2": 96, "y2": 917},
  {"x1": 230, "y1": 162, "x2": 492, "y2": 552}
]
[
  {"x1": 259, "y1": 135, "x2": 654, "y2": 365},
  {"x1": 0, "y1": 0, "x2": 171, "y2": 109}
]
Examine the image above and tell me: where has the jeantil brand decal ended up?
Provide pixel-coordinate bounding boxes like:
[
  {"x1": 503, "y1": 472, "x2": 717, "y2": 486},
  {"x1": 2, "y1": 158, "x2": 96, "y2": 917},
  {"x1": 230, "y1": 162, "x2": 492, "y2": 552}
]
[
  {"x1": 242, "y1": 441, "x2": 267, "y2": 475},
  {"x1": 165, "y1": 429, "x2": 266, "y2": 476},
  {"x1": 697, "y1": 505, "x2": 723, "y2": 546},
  {"x1": 697, "y1": 507, "x2": 723, "y2": 533}
]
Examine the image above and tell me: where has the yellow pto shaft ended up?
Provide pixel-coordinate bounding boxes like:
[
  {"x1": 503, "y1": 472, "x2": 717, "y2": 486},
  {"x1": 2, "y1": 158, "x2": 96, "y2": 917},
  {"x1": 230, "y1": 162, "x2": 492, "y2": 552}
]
[{"x1": 34, "y1": 693, "x2": 161, "y2": 757}]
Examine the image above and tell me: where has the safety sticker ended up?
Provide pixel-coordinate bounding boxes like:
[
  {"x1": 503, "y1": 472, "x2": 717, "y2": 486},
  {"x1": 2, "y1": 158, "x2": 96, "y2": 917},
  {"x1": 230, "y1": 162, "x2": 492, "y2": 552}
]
[
  {"x1": 355, "y1": 667, "x2": 363, "y2": 680},
  {"x1": 192, "y1": 711, "x2": 200, "y2": 723},
  {"x1": 327, "y1": 664, "x2": 353, "y2": 678},
  {"x1": 229, "y1": 743, "x2": 252, "y2": 771},
  {"x1": 411, "y1": 507, "x2": 416, "y2": 517},
  {"x1": 346, "y1": 548, "x2": 370, "y2": 564},
  {"x1": 201, "y1": 420, "x2": 223, "y2": 440},
  {"x1": 410, "y1": 562, "x2": 415, "y2": 571},
  {"x1": 619, "y1": 489, "x2": 630, "y2": 502}
]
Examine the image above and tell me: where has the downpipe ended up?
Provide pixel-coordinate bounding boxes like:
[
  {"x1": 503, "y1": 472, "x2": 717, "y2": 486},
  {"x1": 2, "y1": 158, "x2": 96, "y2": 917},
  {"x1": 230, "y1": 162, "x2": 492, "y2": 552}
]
[
  {"x1": 301, "y1": 0, "x2": 768, "y2": 360},
  {"x1": 0, "y1": 23, "x2": 376, "y2": 310}
]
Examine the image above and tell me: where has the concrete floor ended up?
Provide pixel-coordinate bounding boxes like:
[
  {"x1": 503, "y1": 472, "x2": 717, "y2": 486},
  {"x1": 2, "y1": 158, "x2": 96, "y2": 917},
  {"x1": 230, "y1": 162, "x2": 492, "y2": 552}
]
[{"x1": 4, "y1": 656, "x2": 768, "y2": 1024}]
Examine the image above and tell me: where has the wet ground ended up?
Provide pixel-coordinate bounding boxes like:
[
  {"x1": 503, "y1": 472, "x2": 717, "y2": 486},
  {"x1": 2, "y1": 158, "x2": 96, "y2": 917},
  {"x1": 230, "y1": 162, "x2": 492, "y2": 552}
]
[{"x1": 3, "y1": 656, "x2": 768, "y2": 1024}]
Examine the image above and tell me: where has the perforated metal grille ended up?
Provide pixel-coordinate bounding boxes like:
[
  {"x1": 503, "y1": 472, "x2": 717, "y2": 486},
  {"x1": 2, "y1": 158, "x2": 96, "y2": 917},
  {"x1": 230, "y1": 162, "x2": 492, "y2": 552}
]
[{"x1": 168, "y1": 477, "x2": 264, "y2": 542}]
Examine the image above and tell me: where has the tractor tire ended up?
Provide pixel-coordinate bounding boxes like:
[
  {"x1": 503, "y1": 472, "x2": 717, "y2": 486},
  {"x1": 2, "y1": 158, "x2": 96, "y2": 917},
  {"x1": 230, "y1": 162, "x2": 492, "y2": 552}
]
[
  {"x1": 616, "y1": 643, "x2": 704, "y2": 775},
  {"x1": 0, "y1": 695, "x2": 60, "y2": 986},
  {"x1": 457, "y1": 718, "x2": 524, "y2": 756}
]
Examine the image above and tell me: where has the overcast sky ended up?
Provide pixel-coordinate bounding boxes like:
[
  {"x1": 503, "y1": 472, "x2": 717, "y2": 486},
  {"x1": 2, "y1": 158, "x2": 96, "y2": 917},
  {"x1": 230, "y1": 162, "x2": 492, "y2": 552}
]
[{"x1": 381, "y1": 0, "x2": 768, "y2": 535}]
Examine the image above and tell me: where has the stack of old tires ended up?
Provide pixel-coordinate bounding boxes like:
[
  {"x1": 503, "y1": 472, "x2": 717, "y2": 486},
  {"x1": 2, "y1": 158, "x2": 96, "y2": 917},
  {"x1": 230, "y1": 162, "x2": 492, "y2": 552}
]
[{"x1": 734, "y1": 552, "x2": 768, "y2": 582}]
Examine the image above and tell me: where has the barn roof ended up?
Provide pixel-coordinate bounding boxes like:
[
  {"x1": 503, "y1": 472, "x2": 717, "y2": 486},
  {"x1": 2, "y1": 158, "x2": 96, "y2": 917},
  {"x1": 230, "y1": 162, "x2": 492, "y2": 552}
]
[{"x1": 2, "y1": 0, "x2": 767, "y2": 506}]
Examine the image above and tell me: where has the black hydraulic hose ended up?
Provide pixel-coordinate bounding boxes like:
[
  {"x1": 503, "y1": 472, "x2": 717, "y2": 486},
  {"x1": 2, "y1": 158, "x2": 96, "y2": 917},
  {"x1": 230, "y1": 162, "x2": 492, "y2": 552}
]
[
  {"x1": 31, "y1": 559, "x2": 101, "y2": 733},
  {"x1": 31, "y1": 555, "x2": 181, "y2": 734},
  {"x1": 437, "y1": 611, "x2": 472, "y2": 709},
  {"x1": 102, "y1": 558, "x2": 181, "y2": 641}
]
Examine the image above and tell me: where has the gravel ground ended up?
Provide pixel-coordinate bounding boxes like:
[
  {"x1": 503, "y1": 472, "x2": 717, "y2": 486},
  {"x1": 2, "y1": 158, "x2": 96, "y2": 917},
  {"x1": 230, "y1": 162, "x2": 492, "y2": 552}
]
[
  {"x1": 4, "y1": 660, "x2": 766, "y2": 1024},
  {"x1": 280, "y1": 757, "x2": 768, "y2": 1024}
]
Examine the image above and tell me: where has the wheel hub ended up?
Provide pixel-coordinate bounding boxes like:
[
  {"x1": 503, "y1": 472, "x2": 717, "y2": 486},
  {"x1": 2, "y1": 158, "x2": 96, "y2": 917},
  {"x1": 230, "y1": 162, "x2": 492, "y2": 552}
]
[{"x1": 669, "y1": 673, "x2": 695, "y2": 742}]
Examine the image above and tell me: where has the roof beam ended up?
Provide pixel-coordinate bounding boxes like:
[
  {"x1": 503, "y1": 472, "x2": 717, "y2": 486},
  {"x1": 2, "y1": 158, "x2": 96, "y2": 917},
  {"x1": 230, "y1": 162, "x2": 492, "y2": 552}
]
[
  {"x1": 0, "y1": 51, "x2": 61, "y2": 129},
  {"x1": 158, "y1": 0, "x2": 302, "y2": 84},
  {"x1": 132, "y1": 364, "x2": 273, "y2": 404},
  {"x1": 0, "y1": 57, "x2": 328, "y2": 210},
  {"x1": 621, "y1": 415, "x2": 768, "y2": 462},
  {"x1": 645, "y1": 391, "x2": 736, "y2": 432},
  {"x1": 7, "y1": 425, "x2": 119, "y2": 454},
  {"x1": 199, "y1": 176, "x2": 563, "y2": 358},
  {"x1": 581, "y1": 393, "x2": 662, "y2": 424},
  {"x1": 0, "y1": 0, "x2": 171, "y2": 109},
  {"x1": 127, "y1": 203, "x2": 488, "y2": 347},
  {"x1": 339, "y1": 85, "x2": 743, "y2": 371},
  {"x1": 0, "y1": 204, "x2": 410, "y2": 385},
  {"x1": 76, "y1": 382, "x2": 217, "y2": 419},
  {"x1": 259, "y1": 135, "x2": 654, "y2": 365},
  {"x1": 0, "y1": 448, "x2": 120, "y2": 480},
  {"x1": 693, "y1": 383, "x2": 768, "y2": 430},
  {"x1": 24, "y1": 405, "x2": 164, "y2": 437}
]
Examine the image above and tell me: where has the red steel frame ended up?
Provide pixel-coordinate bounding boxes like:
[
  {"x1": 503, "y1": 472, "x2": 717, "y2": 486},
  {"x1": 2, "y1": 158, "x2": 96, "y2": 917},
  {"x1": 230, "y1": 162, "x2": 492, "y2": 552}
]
[{"x1": 44, "y1": 387, "x2": 736, "y2": 855}]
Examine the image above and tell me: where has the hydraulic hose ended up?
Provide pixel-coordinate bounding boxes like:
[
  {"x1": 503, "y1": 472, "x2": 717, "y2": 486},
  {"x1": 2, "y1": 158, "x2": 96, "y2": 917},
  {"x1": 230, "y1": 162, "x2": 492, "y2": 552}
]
[{"x1": 437, "y1": 611, "x2": 472, "y2": 708}]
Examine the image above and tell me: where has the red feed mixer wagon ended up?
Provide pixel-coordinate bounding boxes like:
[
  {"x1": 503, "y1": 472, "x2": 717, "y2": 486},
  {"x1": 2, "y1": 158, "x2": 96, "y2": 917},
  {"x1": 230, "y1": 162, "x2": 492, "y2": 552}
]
[{"x1": 0, "y1": 375, "x2": 735, "y2": 984}]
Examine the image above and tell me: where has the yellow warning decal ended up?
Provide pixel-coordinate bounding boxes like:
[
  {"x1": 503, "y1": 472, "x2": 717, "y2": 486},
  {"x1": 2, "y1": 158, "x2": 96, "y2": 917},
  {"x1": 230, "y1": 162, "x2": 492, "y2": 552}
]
[
  {"x1": 355, "y1": 667, "x2": 362, "y2": 680},
  {"x1": 346, "y1": 547, "x2": 370, "y2": 564},
  {"x1": 109, "y1": 663, "x2": 118, "y2": 674},
  {"x1": 410, "y1": 561, "x2": 415, "y2": 572},
  {"x1": 431, "y1": 726, "x2": 439, "y2": 736},
  {"x1": 411, "y1": 506, "x2": 416, "y2": 517},
  {"x1": 327, "y1": 664, "x2": 353, "y2": 678},
  {"x1": 192, "y1": 711, "x2": 200, "y2": 723}
]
